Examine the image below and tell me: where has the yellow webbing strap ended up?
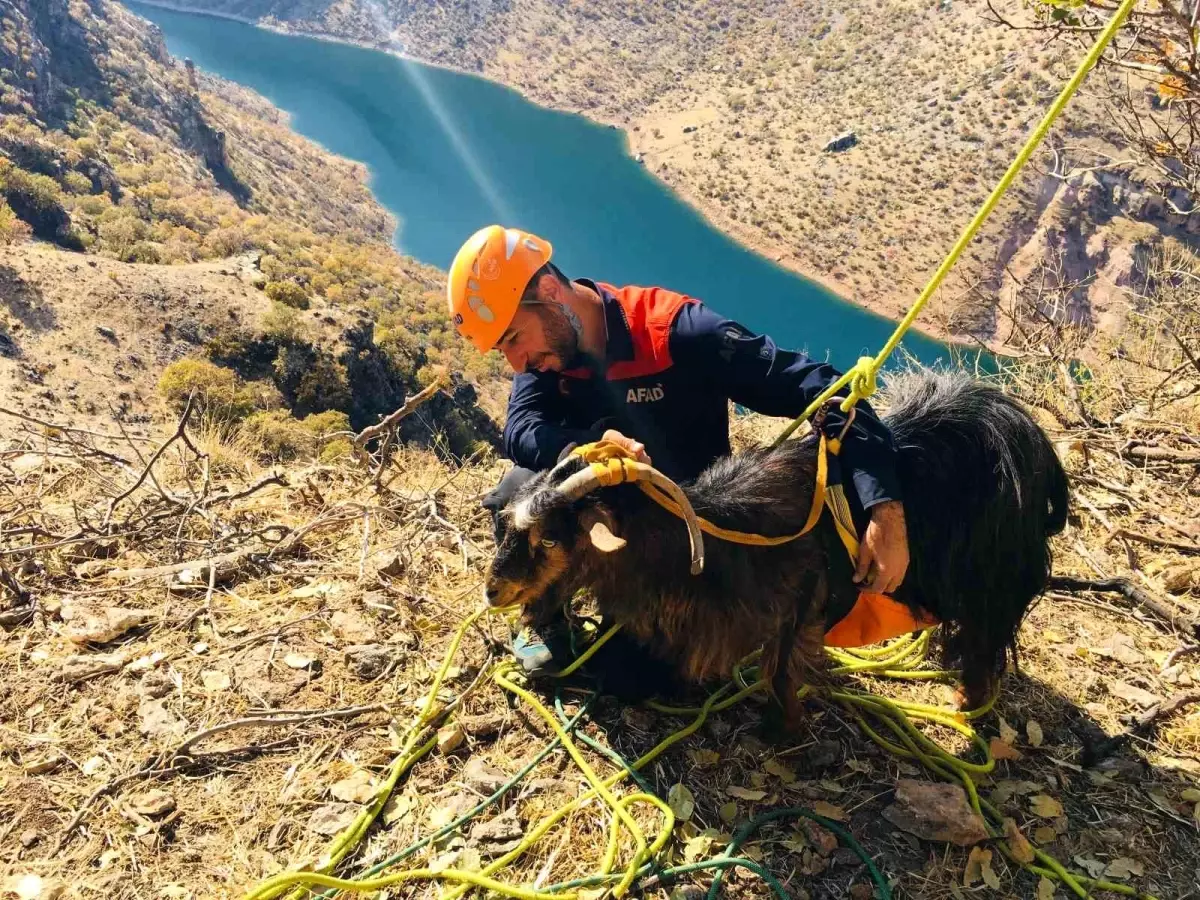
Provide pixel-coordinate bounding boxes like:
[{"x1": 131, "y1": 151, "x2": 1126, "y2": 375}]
[{"x1": 571, "y1": 437, "x2": 831, "y2": 548}]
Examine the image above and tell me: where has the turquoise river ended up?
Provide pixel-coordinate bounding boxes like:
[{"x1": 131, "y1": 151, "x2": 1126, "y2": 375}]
[{"x1": 127, "y1": 1, "x2": 955, "y2": 370}]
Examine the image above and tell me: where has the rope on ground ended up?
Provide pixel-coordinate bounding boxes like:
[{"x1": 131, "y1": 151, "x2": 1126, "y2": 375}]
[{"x1": 239, "y1": 3, "x2": 1154, "y2": 898}]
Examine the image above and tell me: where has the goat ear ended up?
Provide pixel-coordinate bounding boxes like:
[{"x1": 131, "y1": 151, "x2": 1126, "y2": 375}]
[{"x1": 580, "y1": 507, "x2": 626, "y2": 553}]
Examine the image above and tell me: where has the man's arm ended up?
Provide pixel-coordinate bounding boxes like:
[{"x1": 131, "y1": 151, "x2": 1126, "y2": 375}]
[
  {"x1": 503, "y1": 372, "x2": 601, "y2": 471},
  {"x1": 669, "y1": 302, "x2": 909, "y2": 593},
  {"x1": 669, "y1": 303, "x2": 901, "y2": 509}
]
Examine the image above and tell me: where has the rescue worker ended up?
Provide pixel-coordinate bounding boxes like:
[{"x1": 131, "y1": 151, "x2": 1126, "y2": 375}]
[{"x1": 447, "y1": 225, "x2": 910, "y2": 691}]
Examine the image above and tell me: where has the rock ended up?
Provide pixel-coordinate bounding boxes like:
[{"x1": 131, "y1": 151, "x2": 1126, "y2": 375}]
[
  {"x1": 806, "y1": 740, "x2": 841, "y2": 771},
  {"x1": 682, "y1": 124, "x2": 698, "y2": 133},
  {"x1": 129, "y1": 789, "x2": 176, "y2": 818},
  {"x1": 469, "y1": 807, "x2": 523, "y2": 846},
  {"x1": 461, "y1": 712, "x2": 506, "y2": 740},
  {"x1": 823, "y1": 131, "x2": 858, "y2": 153},
  {"x1": 59, "y1": 652, "x2": 125, "y2": 683},
  {"x1": 19, "y1": 830, "x2": 39, "y2": 849},
  {"x1": 1161, "y1": 562, "x2": 1199, "y2": 593},
  {"x1": 438, "y1": 722, "x2": 466, "y2": 755},
  {"x1": 331, "y1": 610, "x2": 378, "y2": 644},
  {"x1": 462, "y1": 758, "x2": 508, "y2": 793},
  {"x1": 344, "y1": 644, "x2": 397, "y2": 680},
  {"x1": 139, "y1": 669, "x2": 175, "y2": 699},
  {"x1": 307, "y1": 803, "x2": 358, "y2": 836},
  {"x1": 882, "y1": 779, "x2": 989, "y2": 846},
  {"x1": 97, "y1": 325, "x2": 118, "y2": 342},
  {"x1": 60, "y1": 601, "x2": 150, "y2": 645},
  {"x1": 283, "y1": 652, "x2": 318, "y2": 671},
  {"x1": 201, "y1": 669, "x2": 231, "y2": 691},
  {"x1": 138, "y1": 699, "x2": 186, "y2": 738}
]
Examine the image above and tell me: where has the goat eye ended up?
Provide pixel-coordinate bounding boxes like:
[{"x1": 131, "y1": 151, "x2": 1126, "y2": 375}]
[{"x1": 540, "y1": 538, "x2": 557, "y2": 549}]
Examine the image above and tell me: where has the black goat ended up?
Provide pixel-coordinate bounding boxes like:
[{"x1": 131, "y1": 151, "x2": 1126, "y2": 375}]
[{"x1": 485, "y1": 370, "x2": 1070, "y2": 729}]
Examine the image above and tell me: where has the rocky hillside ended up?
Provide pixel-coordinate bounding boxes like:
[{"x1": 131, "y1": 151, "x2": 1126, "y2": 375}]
[
  {"x1": 0, "y1": 0, "x2": 504, "y2": 457},
  {"x1": 147, "y1": 0, "x2": 1200, "y2": 348}
]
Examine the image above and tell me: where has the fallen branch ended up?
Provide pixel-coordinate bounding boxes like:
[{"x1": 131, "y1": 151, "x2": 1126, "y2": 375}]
[
  {"x1": 169, "y1": 703, "x2": 388, "y2": 759},
  {"x1": 1048, "y1": 575, "x2": 1200, "y2": 639},
  {"x1": 1081, "y1": 690, "x2": 1200, "y2": 767},
  {"x1": 103, "y1": 396, "x2": 198, "y2": 527},
  {"x1": 353, "y1": 377, "x2": 445, "y2": 464},
  {"x1": 1120, "y1": 443, "x2": 1200, "y2": 466}
]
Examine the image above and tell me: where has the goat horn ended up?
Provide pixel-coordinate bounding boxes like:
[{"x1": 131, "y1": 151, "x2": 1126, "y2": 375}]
[
  {"x1": 557, "y1": 459, "x2": 706, "y2": 576},
  {"x1": 642, "y1": 467, "x2": 706, "y2": 576},
  {"x1": 555, "y1": 465, "x2": 603, "y2": 502}
]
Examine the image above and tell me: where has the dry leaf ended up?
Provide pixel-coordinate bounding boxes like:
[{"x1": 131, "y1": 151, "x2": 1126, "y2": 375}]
[
  {"x1": 990, "y1": 737, "x2": 1023, "y2": 761},
  {"x1": 719, "y1": 801, "x2": 738, "y2": 824},
  {"x1": 683, "y1": 831, "x2": 713, "y2": 863},
  {"x1": 1030, "y1": 795, "x2": 1064, "y2": 818},
  {"x1": 1037, "y1": 876, "x2": 1056, "y2": 899},
  {"x1": 1003, "y1": 818, "x2": 1036, "y2": 864},
  {"x1": 1179, "y1": 788, "x2": 1200, "y2": 802},
  {"x1": 1026, "y1": 720, "x2": 1044, "y2": 748},
  {"x1": 998, "y1": 716, "x2": 1018, "y2": 745},
  {"x1": 689, "y1": 749, "x2": 720, "y2": 768},
  {"x1": 437, "y1": 723, "x2": 465, "y2": 754},
  {"x1": 763, "y1": 758, "x2": 797, "y2": 783},
  {"x1": 817, "y1": 778, "x2": 845, "y2": 794},
  {"x1": 668, "y1": 783, "x2": 695, "y2": 822},
  {"x1": 1073, "y1": 855, "x2": 1107, "y2": 879},
  {"x1": 283, "y1": 653, "x2": 315, "y2": 670},
  {"x1": 1034, "y1": 826, "x2": 1058, "y2": 844},
  {"x1": 330, "y1": 770, "x2": 378, "y2": 804},
  {"x1": 726, "y1": 786, "x2": 766, "y2": 801},
  {"x1": 811, "y1": 800, "x2": 847, "y2": 821},
  {"x1": 963, "y1": 846, "x2": 993, "y2": 887},
  {"x1": 1104, "y1": 858, "x2": 1145, "y2": 879}
]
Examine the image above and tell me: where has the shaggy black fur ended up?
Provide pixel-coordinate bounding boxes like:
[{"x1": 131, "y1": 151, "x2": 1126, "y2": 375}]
[{"x1": 485, "y1": 370, "x2": 1069, "y2": 726}]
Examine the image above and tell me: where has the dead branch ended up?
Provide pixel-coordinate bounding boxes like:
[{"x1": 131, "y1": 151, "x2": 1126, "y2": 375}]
[
  {"x1": 103, "y1": 396, "x2": 198, "y2": 527},
  {"x1": 354, "y1": 377, "x2": 445, "y2": 450},
  {"x1": 206, "y1": 472, "x2": 287, "y2": 508},
  {"x1": 1121, "y1": 443, "x2": 1200, "y2": 466},
  {"x1": 1048, "y1": 575, "x2": 1200, "y2": 638},
  {"x1": 1081, "y1": 690, "x2": 1200, "y2": 767},
  {"x1": 169, "y1": 703, "x2": 389, "y2": 759}
]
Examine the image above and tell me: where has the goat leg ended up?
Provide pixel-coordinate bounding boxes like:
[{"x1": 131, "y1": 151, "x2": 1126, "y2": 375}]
[{"x1": 761, "y1": 571, "x2": 830, "y2": 738}]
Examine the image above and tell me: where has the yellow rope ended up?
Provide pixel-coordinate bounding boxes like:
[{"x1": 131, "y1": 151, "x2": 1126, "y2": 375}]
[
  {"x1": 240, "y1": 6, "x2": 1156, "y2": 899},
  {"x1": 772, "y1": 0, "x2": 1141, "y2": 446}
]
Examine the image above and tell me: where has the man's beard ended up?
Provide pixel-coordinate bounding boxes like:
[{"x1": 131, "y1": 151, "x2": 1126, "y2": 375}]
[{"x1": 532, "y1": 305, "x2": 585, "y2": 371}]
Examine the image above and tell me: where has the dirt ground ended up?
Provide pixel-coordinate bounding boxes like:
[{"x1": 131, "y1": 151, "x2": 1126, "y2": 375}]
[{"x1": 1, "y1": 359, "x2": 1198, "y2": 900}]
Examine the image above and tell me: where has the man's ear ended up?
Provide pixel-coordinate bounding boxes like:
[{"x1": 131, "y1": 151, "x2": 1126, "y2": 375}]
[{"x1": 579, "y1": 505, "x2": 626, "y2": 553}]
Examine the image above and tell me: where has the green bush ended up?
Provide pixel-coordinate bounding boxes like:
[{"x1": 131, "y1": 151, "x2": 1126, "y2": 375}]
[
  {"x1": 0, "y1": 200, "x2": 31, "y2": 244},
  {"x1": 299, "y1": 410, "x2": 351, "y2": 439},
  {"x1": 261, "y1": 302, "x2": 310, "y2": 345},
  {"x1": 238, "y1": 409, "x2": 314, "y2": 461},
  {"x1": 157, "y1": 358, "x2": 258, "y2": 420},
  {"x1": 264, "y1": 280, "x2": 311, "y2": 309}
]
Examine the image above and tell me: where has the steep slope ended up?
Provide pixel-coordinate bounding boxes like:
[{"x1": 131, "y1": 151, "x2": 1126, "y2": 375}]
[
  {"x1": 0, "y1": 0, "x2": 503, "y2": 453},
  {"x1": 149, "y1": 0, "x2": 1200, "y2": 345}
]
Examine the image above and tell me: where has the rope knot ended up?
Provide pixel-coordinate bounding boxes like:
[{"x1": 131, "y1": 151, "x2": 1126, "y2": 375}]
[{"x1": 844, "y1": 356, "x2": 880, "y2": 409}]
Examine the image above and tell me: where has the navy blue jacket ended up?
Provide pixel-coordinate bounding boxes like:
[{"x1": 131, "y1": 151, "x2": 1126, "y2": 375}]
[{"x1": 502, "y1": 280, "x2": 901, "y2": 510}]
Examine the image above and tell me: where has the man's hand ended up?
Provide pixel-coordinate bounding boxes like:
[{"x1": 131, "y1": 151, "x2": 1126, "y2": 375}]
[
  {"x1": 853, "y1": 500, "x2": 909, "y2": 594},
  {"x1": 601, "y1": 429, "x2": 651, "y2": 464}
]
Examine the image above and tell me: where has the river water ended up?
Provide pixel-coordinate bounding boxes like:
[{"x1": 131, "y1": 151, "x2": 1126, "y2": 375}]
[{"x1": 127, "y1": 1, "x2": 954, "y2": 370}]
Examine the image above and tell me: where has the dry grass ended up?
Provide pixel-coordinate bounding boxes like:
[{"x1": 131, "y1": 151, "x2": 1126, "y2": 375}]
[{"x1": 2, "y1": 310, "x2": 1199, "y2": 899}]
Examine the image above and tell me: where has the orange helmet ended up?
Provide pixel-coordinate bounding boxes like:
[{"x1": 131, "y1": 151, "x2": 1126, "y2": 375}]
[{"x1": 447, "y1": 225, "x2": 553, "y2": 353}]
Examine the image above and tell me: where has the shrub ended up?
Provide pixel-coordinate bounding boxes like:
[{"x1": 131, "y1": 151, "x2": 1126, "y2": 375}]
[
  {"x1": 0, "y1": 200, "x2": 31, "y2": 244},
  {"x1": 261, "y1": 302, "x2": 310, "y2": 345},
  {"x1": 299, "y1": 409, "x2": 351, "y2": 439},
  {"x1": 264, "y1": 280, "x2": 311, "y2": 309},
  {"x1": 238, "y1": 409, "x2": 314, "y2": 461},
  {"x1": 157, "y1": 358, "x2": 258, "y2": 420}
]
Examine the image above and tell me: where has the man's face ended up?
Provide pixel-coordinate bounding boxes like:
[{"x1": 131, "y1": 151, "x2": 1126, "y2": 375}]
[{"x1": 494, "y1": 279, "x2": 579, "y2": 373}]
